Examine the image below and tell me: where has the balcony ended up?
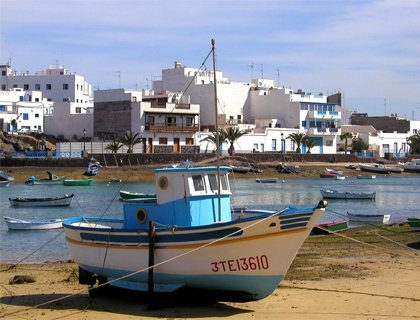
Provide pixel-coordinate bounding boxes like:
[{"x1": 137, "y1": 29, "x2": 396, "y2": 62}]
[
  {"x1": 145, "y1": 123, "x2": 199, "y2": 133},
  {"x1": 308, "y1": 110, "x2": 341, "y2": 119},
  {"x1": 306, "y1": 127, "x2": 341, "y2": 135}
]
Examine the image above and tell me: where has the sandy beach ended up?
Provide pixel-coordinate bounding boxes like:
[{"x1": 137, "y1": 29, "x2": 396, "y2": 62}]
[{"x1": 1, "y1": 224, "x2": 419, "y2": 320}]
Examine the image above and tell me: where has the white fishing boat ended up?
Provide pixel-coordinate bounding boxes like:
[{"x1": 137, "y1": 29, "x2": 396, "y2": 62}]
[
  {"x1": 62, "y1": 40, "x2": 327, "y2": 302},
  {"x1": 347, "y1": 212, "x2": 391, "y2": 224},
  {"x1": 320, "y1": 188, "x2": 376, "y2": 200},
  {"x1": 359, "y1": 164, "x2": 401, "y2": 174},
  {"x1": 357, "y1": 175, "x2": 376, "y2": 179},
  {"x1": 0, "y1": 170, "x2": 14, "y2": 187},
  {"x1": 403, "y1": 159, "x2": 420, "y2": 173},
  {"x1": 4, "y1": 216, "x2": 63, "y2": 230},
  {"x1": 9, "y1": 194, "x2": 74, "y2": 207}
]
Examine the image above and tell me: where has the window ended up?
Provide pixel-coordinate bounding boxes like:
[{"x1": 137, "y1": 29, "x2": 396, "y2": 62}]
[
  {"x1": 148, "y1": 115, "x2": 155, "y2": 125},
  {"x1": 1, "y1": 85, "x2": 5, "y2": 90},
  {"x1": 192, "y1": 174, "x2": 205, "y2": 191},
  {"x1": 19, "y1": 96, "x2": 24, "y2": 101},
  {"x1": 185, "y1": 138, "x2": 194, "y2": 145},
  {"x1": 38, "y1": 125, "x2": 41, "y2": 130},
  {"x1": 81, "y1": 85, "x2": 83, "y2": 91},
  {"x1": 326, "y1": 140, "x2": 333, "y2": 147},
  {"x1": 46, "y1": 84, "x2": 52, "y2": 90},
  {"x1": 23, "y1": 113, "x2": 29, "y2": 120},
  {"x1": 24, "y1": 84, "x2": 29, "y2": 90},
  {"x1": 208, "y1": 174, "x2": 227, "y2": 191},
  {"x1": 272, "y1": 139, "x2": 276, "y2": 151},
  {"x1": 159, "y1": 137, "x2": 168, "y2": 145},
  {"x1": 186, "y1": 117, "x2": 193, "y2": 126},
  {"x1": 301, "y1": 120, "x2": 307, "y2": 128},
  {"x1": 63, "y1": 83, "x2": 69, "y2": 90},
  {"x1": 1, "y1": 70, "x2": 6, "y2": 76},
  {"x1": 167, "y1": 116, "x2": 176, "y2": 126},
  {"x1": 76, "y1": 84, "x2": 79, "y2": 90},
  {"x1": 132, "y1": 96, "x2": 137, "y2": 102},
  {"x1": 75, "y1": 107, "x2": 81, "y2": 113},
  {"x1": 35, "y1": 113, "x2": 39, "y2": 118},
  {"x1": 0, "y1": 105, "x2": 5, "y2": 111},
  {"x1": 13, "y1": 84, "x2": 17, "y2": 88},
  {"x1": 35, "y1": 84, "x2": 41, "y2": 90}
]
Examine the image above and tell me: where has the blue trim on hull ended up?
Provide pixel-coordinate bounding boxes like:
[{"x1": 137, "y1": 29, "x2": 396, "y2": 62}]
[{"x1": 81, "y1": 264, "x2": 283, "y2": 300}]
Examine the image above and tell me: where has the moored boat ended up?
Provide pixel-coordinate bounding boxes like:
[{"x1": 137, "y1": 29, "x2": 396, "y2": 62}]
[
  {"x1": 359, "y1": 164, "x2": 390, "y2": 174},
  {"x1": 311, "y1": 220, "x2": 348, "y2": 235},
  {"x1": 256, "y1": 178, "x2": 278, "y2": 183},
  {"x1": 9, "y1": 194, "x2": 74, "y2": 207},
  {"x1": 0, "y1": 170, "x2": 14, "y2": 187},
  {"x1": 119, "y1": 190, "x2": 156, "y2": 200},
  {"x1": 347, "y1": 212, "x2": 390, "y2": 224},
  {"x1": 407, "y1": 218, "x2": 420, "y2": 231},
  {"x1": 320, "y1": 188, "x2": 376, "y2": 200},
  {"x1": 403, "y1": 159, "x2": 420, "y2": 173},
  {"x1": 357, "y1": 174, "x2": 376, "y2": 179},
  {"x1": 63, "y1": 179, "x2": 94, "y2": 186},
  {"x1": 4, "y1": 216, "x2": 63, "y2": 230},
  {"x1": 25, "y1": 171, "x2": 65, "y2": 185}
]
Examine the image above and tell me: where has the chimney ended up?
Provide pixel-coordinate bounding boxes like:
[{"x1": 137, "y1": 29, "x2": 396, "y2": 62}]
[{"x1": 174, "y1": 61, "x2": 182, "y2": 69}]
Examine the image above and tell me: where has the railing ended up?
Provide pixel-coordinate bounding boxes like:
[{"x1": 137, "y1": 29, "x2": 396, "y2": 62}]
[
  {"x1": 7, "y1": 151, "x2": 82, "y2": 158},
  {"x1": 356, "y1": 151, "x2": 373, "y2": 158},
  {"x1": 145, "y1": 123, "x2": 199, "y2": 132}
]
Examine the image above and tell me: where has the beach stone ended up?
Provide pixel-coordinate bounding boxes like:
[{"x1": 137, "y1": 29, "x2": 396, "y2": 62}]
[{"x1": 9, "y1": 275, "x2": 36, "y2": 284}]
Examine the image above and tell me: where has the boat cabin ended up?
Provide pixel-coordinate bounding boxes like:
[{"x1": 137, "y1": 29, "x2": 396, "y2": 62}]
[{"x1": 123, "y1": 166, "x2": 233, "y2": 229}]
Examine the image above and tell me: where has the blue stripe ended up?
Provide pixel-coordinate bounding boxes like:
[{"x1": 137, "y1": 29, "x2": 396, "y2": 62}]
[
  {"x1": 280, "y1": 217, "x2": 311, "y2": 224},
  {"x1": 280, "y1": 222, "x2": 309, "y2": 230}
]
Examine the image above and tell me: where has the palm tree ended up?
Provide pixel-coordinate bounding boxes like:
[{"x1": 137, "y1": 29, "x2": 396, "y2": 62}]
[
  {"x1": 340, "y1": 132, "x2": 353, "y2": 154},
  {"x1": 200, "y1": 129, "x2": 228, "y2": 153},
  {"x1": 288, "y1": 132, "x2": 306, "y2": 153},
  {"x1": 223, "y1": 127, "x2": 247, "y2": 156},
  {"x1": 118, "y1": 130, "x2": 142, "y2": 153},
  {"x1": 105, "y1": 140, "x2": 123, "y2": 153},
  {"x1": 303, "y1": 136, "x2": 316, "y2": 154},
  {"x1": 407, "y1": 132, "x2": 420, "y2": 154}
]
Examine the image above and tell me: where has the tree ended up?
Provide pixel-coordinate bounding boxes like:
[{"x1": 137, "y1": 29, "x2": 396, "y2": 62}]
[
  {"x1": 118, "y1": 130, "x2": 142, "y2": 153},
  {"x1": 288, "y1": 132, "x2": 306, "y2": 153},
  {"x1": 223, "y1": 127, "x2": 247, "y2": 156},
  {"x1": 303, "y1": 136, "x2": 316, "y2": 154},
  {"x1": 200, "y1": 129, "x2": 228, "y2": 153},
  {"x1": 105, "y1": 140, "x2": 123, "y2": 153},
  {"x1": 407, "y1": 132, "x2": 420, "y2": 154},
  {"x1": 351, "y1": 138, "x2": 368, "y2": 153},
  {"x1": 340, "y1": 132, "x2": 353, "y2": 154}
]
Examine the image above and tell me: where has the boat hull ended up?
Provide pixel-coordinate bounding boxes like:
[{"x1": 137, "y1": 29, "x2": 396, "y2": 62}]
[
  {"x1": 407, "y1": 218, "x2": 420, "y2": 231},
  {"x1": 119, "y1": 190, "x2": 156, "y2": 200},
  {"x1": 9, "y1": 194, "x2": 74, "y2": 207},
  {"x1": 63, "y1": 207, "x2": 324, "y2": 301},
  {"x1": 4, "y1": 217, "x2": 63, "y2": 230},
  {"x1": 312, "y1": 220, "x2": 348, "y2": 235},
  {"x1": 63, "y1": 179, "x2": 94, "y2": 186},
  {"x1": 320, "y1": 189, "x2": 375, "y2": 200}
]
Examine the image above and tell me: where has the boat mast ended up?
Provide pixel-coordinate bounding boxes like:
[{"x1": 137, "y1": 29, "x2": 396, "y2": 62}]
[{"x1": 211, "y1": 39, "x2": 222, "y2": 222}]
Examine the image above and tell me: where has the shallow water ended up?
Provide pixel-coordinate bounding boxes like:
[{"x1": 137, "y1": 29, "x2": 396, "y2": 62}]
[{"x1": 0, "y1": 175, "x2": 419, "y2": 263}]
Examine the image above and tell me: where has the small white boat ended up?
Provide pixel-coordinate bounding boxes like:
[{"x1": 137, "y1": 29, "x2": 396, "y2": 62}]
[
  {"x1": 0, "y1": 170, "x2": 14, "y2": 187},
  {"x1": 9, "y1": 194, "x2": 74, "y2": 207},
  {"x1": 326, "y1": 168, "x2": 343, "y2": 175},
  {"x1": 357, "y1": 175, "x2": 376, "y2": 179},
  {"x1": 403, "y1": 159, "x2": 420, "y2": 173},
  {"x1": 320, "y1": 188, "x2": 376, "y2": 200},
  {"x1": 335, "y1": 175, "x2": 346, "y2": 180},
  {"x1": 4, "y1": 216, "x2": 63, "y2": 230},
  {"x1": 347, "y1": 212, "x2": 390, "y2": 224}
]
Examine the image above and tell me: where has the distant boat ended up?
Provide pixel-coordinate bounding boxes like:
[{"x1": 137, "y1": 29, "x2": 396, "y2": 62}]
[
  {"x1": 403, "y1": 159, "x2": 420, "y2": 173},
  {"x1": 359, "y1": 164, "x2": 400, "y2": 174},
  {"x1": 325, "y1": 168, "x2": 343, "y2": 175},
  {"x1": 119, "y1": 190, "x2": 156, "y2": 200},
  {"x1": 347, "y1": 212, "x2": 390, "y2": 224},
  {"x1": 320, "y1": 172, "x2": 345, "y2": 179},
  {"x1": 345, "y1": 164, "x2": 358, "y2": 170},
  {"x1": 256, "y1": 178, "x2": 278, "y2": 183},
  {"x1": 4, "y1": 216, "x2": 63, "y2": 230},
  {"x1": 63, "y1": 179, "x2": 94, "y2": 186},
  {"x1": 0, "y1": 170, "x2": 14, "y2": 187},
  {"x1": 312, "y1": 220, "x2": 348, "y2": 235},
  {"x1": 230, "y1": 164, "x2": 262, "y2": 174},
  {"x1": 9, "y1": 194, "x2": 74, "y2": 207},
  {"x1": 25, "y1": 171, "x2": 65, "y2": 185},
  {"x1": 357, "y1": 174, "x2": 376, "y2": 179},
  {"x1": 320, "y1": 188, "x2": 376, "y2": 200},
  {"x1": 335, "y1": 175, "x2": 346, "y2": 180},
  {"x1": 407, "y1": 218, "x2": 420, "y2": 231}
]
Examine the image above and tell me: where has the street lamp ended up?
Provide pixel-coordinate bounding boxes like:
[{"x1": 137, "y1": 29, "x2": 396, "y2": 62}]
[{"x1": 83, "y1": 128, "x2": 86, "y2": 151}]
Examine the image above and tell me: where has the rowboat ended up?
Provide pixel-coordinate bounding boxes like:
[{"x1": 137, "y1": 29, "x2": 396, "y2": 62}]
[
  {"x1": 320, "y1": 188, "x2": 376, "y2": 200},
  {"x1": 359, "y1": 164, "x2": 390, "y2": 174},
  {"x1": 4, "y1": 216, "x2": 63, "y2": 230},
  {"x1": 311, "y1": 220, "x2": 348, "y2": 235},
  {"x1": 256, "y1": 178, "x2": 278, "y2": 183},
  {"x1": 25, "y1": 171, "x2": 65, "y2": 185},
  {"x1": 119, "y1": 190, "x2": 156, "y2": 200},
  {"x1": 357, "y1": 175, "x2": 376, "y2": 179},
  {"x1": 62, "y1": 41, "x2": 327, "y2": 302},
  {"x1": 407, "y1": 218, "x2": 420, "y2": 231},
  {"x1": 9, "y1": 194, "x2": 74, "y2": 207},
  {"x1": 63, "y1": 179, "x2": 94, "y2": 186},
  {"x1": 347, "y1": 212, "x2": 391, "y2": 224}
]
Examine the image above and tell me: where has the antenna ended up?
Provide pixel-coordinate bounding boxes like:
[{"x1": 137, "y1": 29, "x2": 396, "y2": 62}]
[
  {"x1": 248, "y1": 63, "x2": 254, "y2": 82},
  {"x1": 114, "y1": 71, "x2": 121, "y2": 88},
  {"x1": 261, "y1": 64, "x2": 264, "y2": 79},
  {"x1": 276, "y1": 68, "x2": 280, "y2": 87}
]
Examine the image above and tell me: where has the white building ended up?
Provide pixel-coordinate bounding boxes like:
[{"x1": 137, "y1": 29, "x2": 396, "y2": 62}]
[
  {"x1": 0, "y1": 64, "x2": 93, "y2": 114},
  {"x1": 0, "y1": 88, "x2": 53, "y2": 133}
]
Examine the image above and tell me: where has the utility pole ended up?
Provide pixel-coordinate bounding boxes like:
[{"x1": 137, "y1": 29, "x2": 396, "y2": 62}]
[
  {"x1": 114, "y1": 71, "x2": 121, "y2": 88},
  {"x1": 248, "y1": 63, "x2": 254, "y2": 83}
]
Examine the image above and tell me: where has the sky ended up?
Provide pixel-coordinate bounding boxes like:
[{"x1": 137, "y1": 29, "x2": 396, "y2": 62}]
[{"x1": 1, "y1": 0, "x2": 419, "y2": 119}]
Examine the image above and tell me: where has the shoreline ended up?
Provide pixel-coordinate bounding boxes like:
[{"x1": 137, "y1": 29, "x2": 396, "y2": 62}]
[{"x1": 1, "y1": 225, "x2": 419, "y2": 319}]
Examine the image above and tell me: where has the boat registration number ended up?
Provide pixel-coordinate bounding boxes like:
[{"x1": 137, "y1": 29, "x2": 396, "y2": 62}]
[{"x1": 211, "y1": 255, "x2": 269, "y2": 272}]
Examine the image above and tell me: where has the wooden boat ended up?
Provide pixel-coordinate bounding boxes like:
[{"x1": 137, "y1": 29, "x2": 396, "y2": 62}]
[
  {"x1": 320, "y1": 188, "x2": 376, "y2": 200},
  {"x1": 25, "y1": 171, "x2": 65, "y2": 185},
  {"x1": 62, "y1": 41, "x2": 328, "y2": 302},
  {"x1": 359, "y1": 164, "x2": 390, "y2": 174},
  {"x1": 403, "y1": 159, "x2": 420, "y2": 173},
  {"x1": 119, "y1": 190, "x2": 156, "y2": 200},
  {"x1": 9, "y1": 194, "x2": 74, "y2": 207},
  {"x1": 407, "y1": 218, "x2": 420, "y2": 231},
  {"x1": 83, "y1": 159, "x2": 102, "y2": 176},
  {"x1": 256, "y1": 178, "x2": 278, "y2": 183},
  {"x1": 0, "y1": 170, "x2": 14, "y2": 187},
  {"x1": 63, "y1": 179, "x2": 94, "y2": 186},
  {"x1": 4, "y1": 216, "x2": 63, "y2": 230},
  {"x1": 347, "y1": 212, "x2": 390, "y2": 224},
  {"x1": 345, "y1": 164, "x2": 358, "y2": 170},
  {"x1": 357, "y1": 174, "x2": 376, "y2": 179},
  {"x1": 312, "y1": 220, "x2": 348, "y2": 235},
  {"x1": 230, "y1": 164, "x2": 262, "y2": 174}
]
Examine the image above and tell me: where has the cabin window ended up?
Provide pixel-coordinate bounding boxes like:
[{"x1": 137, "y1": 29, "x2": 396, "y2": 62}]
[
  {"x1": 192, "y1": 174, "x2": 205, "y2": 191},
  {"x1": 208, "y1": 174, "x2": 228, "y2": 192}
]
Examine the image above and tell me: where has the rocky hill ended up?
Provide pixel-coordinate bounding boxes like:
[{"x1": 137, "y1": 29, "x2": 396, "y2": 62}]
[{"x1": 0, "y1": 132, "x2": 56, "y2": 153}]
